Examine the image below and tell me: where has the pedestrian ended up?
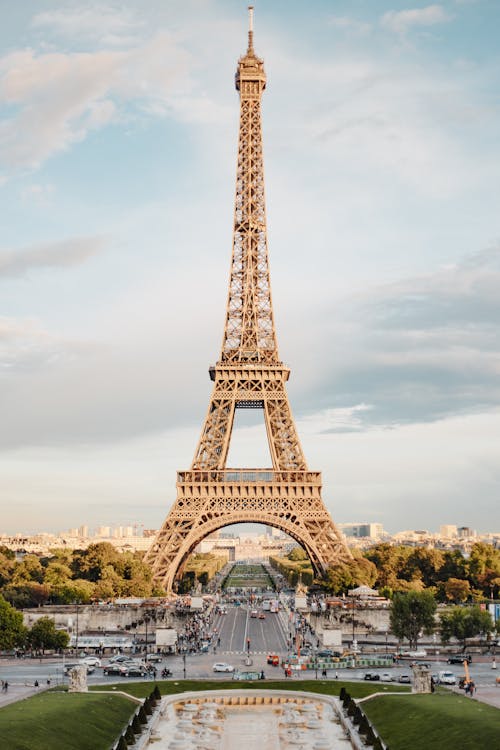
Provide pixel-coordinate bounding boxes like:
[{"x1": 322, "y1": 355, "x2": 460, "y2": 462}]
[
  {"x1": 321, "y1": 669, "x2": 327, "y2": 678},
  {"x1": 3, "y1": 681, "x2": 8, "y2": 693},
  {"x1": 34, "y1": 680, "x2": 39, "y2": 688},
  {"x1": 46, "y1": 678, "x2": 51, "y2": 687},
  {"x1": 335, "y1": 671, "x2": 338, "y2": 679}
]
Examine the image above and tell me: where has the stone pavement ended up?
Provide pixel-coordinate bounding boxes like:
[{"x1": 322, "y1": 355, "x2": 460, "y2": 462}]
[{"x1": 0, "y1": 682, "x2": 48, "y2": 709}]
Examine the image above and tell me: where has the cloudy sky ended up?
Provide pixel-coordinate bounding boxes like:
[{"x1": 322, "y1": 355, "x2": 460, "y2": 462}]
[{"x1": 1, "y1": 0, "x2": 499, "y2": 537}]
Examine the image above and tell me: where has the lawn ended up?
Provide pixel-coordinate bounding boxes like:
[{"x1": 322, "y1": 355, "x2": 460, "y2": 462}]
[
  {"x1": 222, "y1": 563, "x2": 274, "y2": 589},
  {"x1": 362, "y1": 691, "x2": 500, "y2": 750},
  {"x1": 0, "y1": 691, "x2": 136, "y2": 750},
  {"x1": 91, "y1": 677, "x2": 409, "y2": 700}
]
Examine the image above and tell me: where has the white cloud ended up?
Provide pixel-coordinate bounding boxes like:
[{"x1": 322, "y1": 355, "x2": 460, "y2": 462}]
[
  {"x1": 381, "y1": 5, "x2": 451, "y2": 34},
  {"x1": 32, "y1": 5, "x2": 143, "y2": 46},
  {"x1": 328, "y1": 16, "x2": 371, "y2": 36},
  {"x1": 0, "y1": 32, "x2": 194, "y2": 171},
  {"x1": 0, "y1": 236, "x2": 107, "y2": 278}
]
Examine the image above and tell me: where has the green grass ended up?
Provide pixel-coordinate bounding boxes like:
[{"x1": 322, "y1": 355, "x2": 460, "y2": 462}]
[
  {"x1": 362, "y1": 691, "x2": 500, "y2": 750},
  {"x1": 222, "y1": 563, "x2": 275, "y2": 589},
  {"x1": 91, "y1": 678, "x2": 409, "y2": 700},
  {"x1": 0, "y1": 691, "x2": 136, "y2": 750}
]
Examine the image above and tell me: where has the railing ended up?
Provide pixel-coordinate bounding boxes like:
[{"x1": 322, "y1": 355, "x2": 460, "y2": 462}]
[{"x1": 177, "y1": 470, "x2": 321, "y2": 484}]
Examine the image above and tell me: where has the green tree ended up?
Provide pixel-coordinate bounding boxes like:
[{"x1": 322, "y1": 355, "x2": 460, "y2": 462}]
[
  {"x1": 389, "y1": 590, "x2": 437, "y2": 649},
  {"x1": 72, "y1": 543, "x2": 120, "y2": 582},
  {"x1": 440, "y1": 605, "x2": 493, "y2": 649},
  {"x1": 0, "y1": 594, "x2": 27, "y2": 649},
  {"x1": 11, "y1": 555, "x2": 44, "y2": 585},
  {"x1": 28, "y1": 616, "x2": 69, "y2": 653},
  {"x1": 288, "y1": 547, "x2": 308, "y2": 562},
  {"x1": 444, "y1": 578, "x2": 471, "y2": 603}
]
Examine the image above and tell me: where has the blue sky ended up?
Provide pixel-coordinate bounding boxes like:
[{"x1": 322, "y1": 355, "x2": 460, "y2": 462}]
[{"x1": 1, "y1": 0, "x2": 499, "y2": 536}]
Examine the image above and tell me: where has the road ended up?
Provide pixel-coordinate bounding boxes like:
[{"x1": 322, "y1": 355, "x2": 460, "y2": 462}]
[
  {"x1": 0, "y1": 604, "x2": 498, "y2": 691},
  {"x1": 212, "y1": 604, "x2": 288, "y2": 656}
]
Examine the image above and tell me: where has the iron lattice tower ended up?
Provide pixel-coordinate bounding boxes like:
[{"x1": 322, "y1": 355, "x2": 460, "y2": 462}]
[{"x1": 145, "y1": 8, "x2": 352, "y2": 591}]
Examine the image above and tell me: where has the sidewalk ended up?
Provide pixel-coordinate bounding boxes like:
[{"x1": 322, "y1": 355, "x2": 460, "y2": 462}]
[{"x1": 0, "y1": 683, "x2": 48, "y2": 709}]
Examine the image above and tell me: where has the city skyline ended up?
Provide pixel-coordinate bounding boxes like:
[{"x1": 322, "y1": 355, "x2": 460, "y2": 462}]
[{"x1": 1, "y1": 1, "x2": 500, "y2": 535}]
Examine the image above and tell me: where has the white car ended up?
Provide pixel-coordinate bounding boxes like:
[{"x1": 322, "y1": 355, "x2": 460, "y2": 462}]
[
  {"x1": 79, "y1": 656, "x2": 102, "y2": 668},
  {"x1": 213, "y1": 662, "x2": 234, "y2": 673},
  {"x1": 438, "y1": 671, "x2": 456, "y2": 685},
  {"x1": 380, "y1": 672, "x2": 393, "y2": 682}
]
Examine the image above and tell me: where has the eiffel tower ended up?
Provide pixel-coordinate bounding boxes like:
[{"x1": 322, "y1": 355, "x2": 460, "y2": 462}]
[{"x1": 145, "y1": 7, "x2": 352, "y2": 592}]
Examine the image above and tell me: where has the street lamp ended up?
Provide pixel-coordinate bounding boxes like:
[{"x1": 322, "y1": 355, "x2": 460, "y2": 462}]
[
  {"x1": 144, "y1": 615, "x2": 150, "y2": 656},
  {"x1": 183, "y1": 652, "x2": 186, "y2": 679}
]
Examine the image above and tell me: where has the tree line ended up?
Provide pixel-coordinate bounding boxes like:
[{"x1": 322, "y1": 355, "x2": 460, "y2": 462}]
[{"x1": 0, "y1": 542, "x2": 165, "y2": 609}]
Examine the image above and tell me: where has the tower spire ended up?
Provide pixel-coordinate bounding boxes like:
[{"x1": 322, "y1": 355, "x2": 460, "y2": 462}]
[{"x1": 248, "y1": 5, "x2": 254, "y2": 53}]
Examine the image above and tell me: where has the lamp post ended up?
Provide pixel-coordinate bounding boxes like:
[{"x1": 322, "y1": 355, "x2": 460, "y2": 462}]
[
  {"x1": 144, "y1": 615, "x2": 150, "y2": 656},
  {"x1": 75, "y1": 601, "x2": 79, "y2": 654},
  {"x1": 183, "y1": 652, "x2": 186, "y2": 679}
]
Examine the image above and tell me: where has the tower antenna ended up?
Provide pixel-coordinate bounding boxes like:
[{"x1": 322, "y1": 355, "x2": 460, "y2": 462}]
[{"x1": 248, "y1": 5, "x2": 254, "y2": 53}]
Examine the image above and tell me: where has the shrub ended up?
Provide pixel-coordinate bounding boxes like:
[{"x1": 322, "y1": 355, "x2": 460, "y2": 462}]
[
  {"x1": 132, "y1": 715, "x2": 142, "y2": 734},
  {"x1": 116, "y1": 736, "x2": 128, "y2": 750},
  {"x1": 125, "y1": 724, "x2": 135, "y2": 743}
]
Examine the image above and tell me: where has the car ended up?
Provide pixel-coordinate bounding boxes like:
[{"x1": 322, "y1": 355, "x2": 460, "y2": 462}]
[
  {"x1": 364, "y1": 672, "x2": 381, "y2": 681},
  {"x1": 103, "y1": 664, "x2": 128, "y2": 676},
  {"x1": 380, "y1": 672, "x2": 393, "y2": 682},
  {"x1": 250, "y1": 610, "x2": 258, "y2": 618},
  {"x1": 438, "y1": 671, "x2": 456, "y2": 685},
  {"x1": 447, "y1": 655, "x2": 471, "y2": 665},
  {"x1": 145, "y1": 653, "x2": 163, "y2": 663},
  {"x1": 108, "y1": 654, "x2": 136, "y2": 664},
  {"x1": 213, "y1": 662, "x2": 234, "y2": 673},
  {"x1": 317, "y1": 649, "x2": 333, "y2": 658},
  {"x1": 267, "y1": 654, "x2": 280, "y2": 666},
  {"x1": 122, "y1": 664, "x2": 149, "y2": 677},
  {"x1": 232, "y1": 671, "x2": 261, "y2": 681},
  {"x1": 64, "y1": 663, "x2": 94, "y2": 675},
  {"x1": 398, "y1": 674, "x2": 411, "y2": 684},
  {"x1": 79, "y1": 656, "x2": 101, "y2": 667},
  {"x1": 258, "y1": 612, "x2": 266, "y2": 619}
]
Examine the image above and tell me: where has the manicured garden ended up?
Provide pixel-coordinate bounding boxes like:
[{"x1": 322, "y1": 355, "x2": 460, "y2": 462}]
[
  {"x1": 362, "y1": 690, "x2": 500, "y2": 750},
  {"x1": 222, "y1": 563, "x2": 274, "y2": 589},
  {"x1": 1, "y1": 680, "x2": 499, "y2": 750},
  {"x1": 90, "y1": 677, "x2": 409, "y2": 700},
  {"x1": 0, "y1": 691, "x2": 136, "y2": 750}
]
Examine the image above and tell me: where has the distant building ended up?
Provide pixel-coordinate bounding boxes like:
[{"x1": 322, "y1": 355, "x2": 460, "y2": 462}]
[
  {"x1": 338, "y1": 523, "x2": 385, "y2": 539},
  {"x1": 440, "y1": 525, "x2": 457, "y2": 538},
  {"x1": 458, "y1": 526, "x2": 476, "y2": 538}
]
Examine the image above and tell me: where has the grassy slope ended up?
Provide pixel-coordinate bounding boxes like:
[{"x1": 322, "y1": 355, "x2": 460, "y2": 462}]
[
  {"x1": 0, "y1": 692, "x2": 136, "y2": 750},
  {"x1": 362, "y1": 691, "x2": 500, "y2": 750},
  {"x1": 91, "y1": 678, "x2": 409, "y2": 700}
]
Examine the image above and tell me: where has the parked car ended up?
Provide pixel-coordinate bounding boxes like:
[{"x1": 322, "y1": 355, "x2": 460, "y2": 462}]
[
  {"x1": 317, "y1": 649, "x2": 333, "y2": 658},
  {"x1": 213, "y1": 662, "x2": 234, "y2": 673},
  {"x1": 364, "y1": 672, "x2": 380, "y2": 681},
  {"x1": 398, "y1": 674, "x2": 411, "y2": 684},
  {"x1": 380, "y1": 672, "x2": 393, "y2": 682},
  {"x1": 79, "y1": 656, "x2": 101, "y2": 668}
]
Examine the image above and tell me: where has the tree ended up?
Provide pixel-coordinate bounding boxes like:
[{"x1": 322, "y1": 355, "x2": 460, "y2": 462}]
[
  {"x1": 0, "y1": 594, "x2": 27, "y2": 650},
  {"x1": 444, "y1": 578, "x2": 471, "y2": 603},
  {"x1": 28, "y1": 616, "x2": 69, "y2": 653},
  {"x1": 389, "y1": 590, "x2": 437, "y2": 649},
  {"x1": 288, "y1": 547, "x2": 308, "y2": 562},
  {"x1": 440, "y1": 605, "x2": 493, "y2": 650}
]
